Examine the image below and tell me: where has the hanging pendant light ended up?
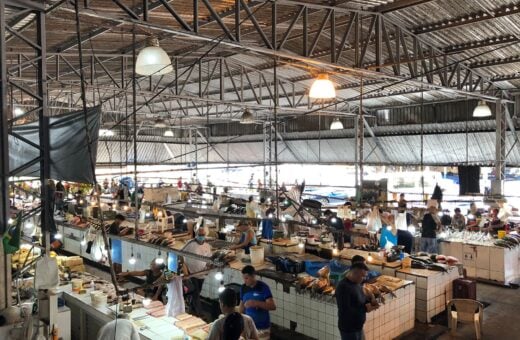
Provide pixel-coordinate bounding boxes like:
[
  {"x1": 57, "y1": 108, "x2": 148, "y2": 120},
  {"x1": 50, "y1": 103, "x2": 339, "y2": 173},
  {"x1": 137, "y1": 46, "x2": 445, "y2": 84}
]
[
  {"x1": 240, "y1": 108, "x2": 255, "y2": 124},
  {"x1": 135, "y1": 37, "x2": 173, "y2": 76},
  {"x1": 330, "y1": 117, "x2": 344, "y2": 130},
  {"x1": 164, "y1": 129, "x2": 174, "y2": 137},
  {"x1": 473, "y1": 100, "x2": 492, "y2": 117},
  {"x1": 309, "y1": 74, "x2": 336, "y2": 99},
  {"x1": 154, "y1": 118, "x2": 167, "y2": 128}
]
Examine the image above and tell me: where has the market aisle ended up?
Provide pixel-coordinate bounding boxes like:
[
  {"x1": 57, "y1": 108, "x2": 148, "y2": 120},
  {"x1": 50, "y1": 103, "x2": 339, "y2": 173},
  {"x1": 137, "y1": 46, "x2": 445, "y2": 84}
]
[{"x1": 438, "y1": 283, "x2": 520, "y2": 340}]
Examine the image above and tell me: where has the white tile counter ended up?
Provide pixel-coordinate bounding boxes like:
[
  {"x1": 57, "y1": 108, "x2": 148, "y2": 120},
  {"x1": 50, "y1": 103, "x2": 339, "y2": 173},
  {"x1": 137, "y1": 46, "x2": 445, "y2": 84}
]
[
  {"x1": 396, "y1": 266, "x2": 461, "y2": 323},
  {"x1": 201, "y1": 267, "x2": 415, "y2": 340},
  {"x1": 439, "y1": 240, "x2": 520, "y2": 285},
  {"x1": 59, "y1": 283, "x2": 187, "y2": 340}
]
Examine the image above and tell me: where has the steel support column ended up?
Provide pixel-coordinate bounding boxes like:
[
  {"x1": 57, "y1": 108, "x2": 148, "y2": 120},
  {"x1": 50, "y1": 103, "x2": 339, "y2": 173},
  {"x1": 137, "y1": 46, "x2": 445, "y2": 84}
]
[
  {"x1": 492, "y1": 100, "x2": 506, "y2": 197},
  {"x1": 0, "y1": 0, "x2": 11, "y2": 311}
]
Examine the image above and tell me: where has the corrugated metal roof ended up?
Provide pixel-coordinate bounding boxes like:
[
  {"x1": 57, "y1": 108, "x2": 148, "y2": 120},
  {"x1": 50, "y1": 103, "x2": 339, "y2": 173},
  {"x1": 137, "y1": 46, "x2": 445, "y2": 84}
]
[{"x1": 97, "y1": 129, "x2": 520, "y2": 166}]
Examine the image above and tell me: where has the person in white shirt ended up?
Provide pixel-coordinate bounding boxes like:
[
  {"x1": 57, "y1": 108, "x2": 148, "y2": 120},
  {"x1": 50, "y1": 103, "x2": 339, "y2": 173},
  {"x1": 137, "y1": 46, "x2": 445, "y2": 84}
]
[
  {"x1": 208, "y1": 288, "x2": 259, "y2": 340},
  {"x1": 181, "y1": 225, "x2": 212, "y2": 316},
  {"x1": 97, "y1": 314, "x2": 140, "y2": 340}
]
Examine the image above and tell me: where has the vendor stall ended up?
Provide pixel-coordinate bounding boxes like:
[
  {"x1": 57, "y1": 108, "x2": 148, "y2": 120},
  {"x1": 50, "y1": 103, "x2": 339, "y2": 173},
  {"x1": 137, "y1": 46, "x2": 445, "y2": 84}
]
[
  {"x1": 396, "y1": 267, "x2": 461, "y2": 323},
  {"x1": 439, "y1": 232, "x2": 520, "y2": 285}
]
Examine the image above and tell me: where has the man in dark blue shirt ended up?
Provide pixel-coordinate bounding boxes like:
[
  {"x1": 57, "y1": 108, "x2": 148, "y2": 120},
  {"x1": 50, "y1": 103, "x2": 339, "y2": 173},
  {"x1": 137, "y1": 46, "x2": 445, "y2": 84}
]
[
  {"x1": 239, "y1": 265, "x2": 276, "y2": 338},
  {"x1": 336, "y1": 262, "x2": 379, "y2": 340}
]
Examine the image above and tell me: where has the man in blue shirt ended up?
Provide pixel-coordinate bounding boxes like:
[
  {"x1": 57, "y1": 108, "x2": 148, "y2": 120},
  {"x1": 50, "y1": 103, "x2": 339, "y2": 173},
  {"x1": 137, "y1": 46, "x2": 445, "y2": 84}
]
[{"x1": 239, "y1": 265, "x2": 276, "y2": 339}]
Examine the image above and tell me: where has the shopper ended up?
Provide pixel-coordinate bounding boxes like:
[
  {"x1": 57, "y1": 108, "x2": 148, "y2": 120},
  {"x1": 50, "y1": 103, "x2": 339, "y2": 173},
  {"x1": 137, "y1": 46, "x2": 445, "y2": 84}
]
[
  {"x1": 239, "y1": 265, "x2": 276, "y2": 339},
  {"x1": 336, "y1": 262, "x2": 379, "y2": 340},
  {"x1": 208, "y1": 287, "x2": 259, "y2": 340},
  {"x1": 451, "y1": 208, "x2": 466, "y2": 231},
  {"x1": 97, "y1": 314, "x2": 139, "y2": 340},
  {"x1": 181, "y1": 226, "x2": 212, "y2": 316},
  {"x1": 230, "y1": 220, "x2": 257, "y2": 255},
  {"x1": 421, "y1": 206, "x2": 441, "y2": 253},
  {"x1": 117, "y1": 260, "x2": 167, "y2": 304}
]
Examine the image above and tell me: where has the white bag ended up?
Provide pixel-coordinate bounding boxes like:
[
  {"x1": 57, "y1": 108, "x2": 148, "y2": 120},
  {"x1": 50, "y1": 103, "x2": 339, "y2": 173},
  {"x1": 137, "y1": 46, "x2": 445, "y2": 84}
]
[
  {"x1": 34, "y1": 255, "x2": 59, "y2": 290},
  {"x1": 366, "y1": 207, "x2": 382, "y2": 233},
  {"x1": 166, "y1": 277, "x2": 185, "y2": 317}
]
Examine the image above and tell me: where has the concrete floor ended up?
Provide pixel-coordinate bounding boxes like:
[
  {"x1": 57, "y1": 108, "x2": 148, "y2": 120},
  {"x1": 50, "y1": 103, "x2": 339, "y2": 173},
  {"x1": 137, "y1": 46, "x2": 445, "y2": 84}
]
[{"x1": 437, "y1": 283, "x2": 520, "y2": 340}]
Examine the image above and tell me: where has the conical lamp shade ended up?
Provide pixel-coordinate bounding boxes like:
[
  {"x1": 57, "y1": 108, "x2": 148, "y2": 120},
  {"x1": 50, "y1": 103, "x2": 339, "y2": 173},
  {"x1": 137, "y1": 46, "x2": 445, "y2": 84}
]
[
  {"x1": 473, "y1": 100, "x2": 492, "y2": 117},
  {"x1": 240, "y1": 108, "x2": 255, "y2": 124},
  {"x1": 330, "y1": 118, "x2": 344, "y2": 130},
  {"x1": 309, "y1": 74, "x2": 336, "y2": 99},
  {"x1": 136, "y1": 38, "x2": 173, "y2": 76}
]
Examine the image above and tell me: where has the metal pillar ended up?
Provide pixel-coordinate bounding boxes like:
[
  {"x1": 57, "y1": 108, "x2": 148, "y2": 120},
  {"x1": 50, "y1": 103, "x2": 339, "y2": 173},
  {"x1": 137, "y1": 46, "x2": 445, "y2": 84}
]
[
  {"x1": 263, "y1": 121, "x2": 273, "y2": 189},
  {"x1": 492, "y1": 99, "x2": 506, "y2": 197},
  {"x1": 356, "y1": 78, "x2": 364, "y2": 203},
  {"x1": 0, "y1": 0, "x2": 47, "y2": 309}
]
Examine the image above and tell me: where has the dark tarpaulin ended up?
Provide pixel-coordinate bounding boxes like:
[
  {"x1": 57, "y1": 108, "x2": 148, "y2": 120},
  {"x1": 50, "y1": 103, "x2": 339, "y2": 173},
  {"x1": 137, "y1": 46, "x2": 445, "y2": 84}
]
[{"x1": 9, "y1": 106, "x2": 100, "y2": 183}]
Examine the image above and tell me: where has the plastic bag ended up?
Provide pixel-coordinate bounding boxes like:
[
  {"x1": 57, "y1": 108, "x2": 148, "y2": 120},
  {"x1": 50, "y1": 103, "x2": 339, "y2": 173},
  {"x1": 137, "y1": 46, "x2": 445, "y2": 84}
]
[
  {"x1": 34, "y1": 255, "x2": 59, "y2": 289},
  {"x1": 166, "y1": 276, "x2": 185, "y2": 317},
  {"x1": 366, "y1": 207, "x2": 382, "y2": 233}
]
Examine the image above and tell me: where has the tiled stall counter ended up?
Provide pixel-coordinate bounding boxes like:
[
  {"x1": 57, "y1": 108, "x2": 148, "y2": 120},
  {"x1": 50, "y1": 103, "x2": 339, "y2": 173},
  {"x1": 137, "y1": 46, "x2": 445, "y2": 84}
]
[
  {"x1": 201, "y1": 267, "x2": 415, "y2": 340},
  {"x1": 338, "y1": 248, "x2": 402, "y2": 277},
  {"x1": 440, "y1": 240, "x2": 520, "y2": 285},
  {"x1": 396, "y1": 266, "x2": 460, "y2": 323}
]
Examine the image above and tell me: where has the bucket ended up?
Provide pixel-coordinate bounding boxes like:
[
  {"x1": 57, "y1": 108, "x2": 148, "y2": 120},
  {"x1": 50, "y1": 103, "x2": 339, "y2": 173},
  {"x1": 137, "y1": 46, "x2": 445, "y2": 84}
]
[
  {"x1": 71, "y1": 279, "x2": 83, "y2": 293},
  {"x1": 498, "y1": 230, "x2": 506, "y2": 239},
  {"x1": 250, "y1": 246, "x2": 264, "y2": 266}
]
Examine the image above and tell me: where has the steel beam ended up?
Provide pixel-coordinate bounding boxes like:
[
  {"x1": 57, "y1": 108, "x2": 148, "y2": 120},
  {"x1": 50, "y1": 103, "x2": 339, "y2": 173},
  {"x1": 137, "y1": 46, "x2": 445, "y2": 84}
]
[
  {"x1": 443, "y1": 35, "x2": 518, "y2": 54},
  {"x1": 0, "y1": 0, "x2": 9, "y2": 236},
  {"x1": 375, "y1": 0, "x2": 433, "y2": 13}
]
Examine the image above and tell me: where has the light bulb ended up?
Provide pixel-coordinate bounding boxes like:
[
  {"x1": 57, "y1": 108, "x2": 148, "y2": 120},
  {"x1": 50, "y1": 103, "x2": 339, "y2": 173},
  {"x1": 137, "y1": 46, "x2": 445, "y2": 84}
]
[
  {"x1": 68, "y1": 194, "x2": 73, "y2": 199},
  {"x1": 312, "y1": 219, "x2": 317, "y2": 224},
  {"x1": 268, "y1": 214, "x2": 274, "y2": 219},
  {"x1": 309, "y1": 74, "x2": 336, "y2": 99},
  {"x1": 217, "y1": 281, "x2": 225, "y2": 293},
  {"x1": 187, "y1": 199, "x2": 192, "y2": 203},
  {"x1": 281, "y1": 217, "x2": 286, "y2": 222},
  {"x1": 332, "y1": 247, "x2": 338, "y2": 255},
  {"x1": 80, "y1": 238, "x2": 87, "y2": 246},
  {"x1": 142, "y1": 298, "x2": 151, "y2": 307},
  {"x1": 298, "y1": 242, "x2": 305, "y2": 249},
  {"x1": 79, "y1": 199, "x2": 84, "y2": 205},
  {"x1": 331, "y1": 217, "x2": 337, "y2": 223},
  {"x1": 129, "y1": 256, "x2": 136, "y2": 265},
  {"x1": 183, "y1": 219, "x2": 187, "y2": 223},
  {"x1": 215, "y1": 271, "x2": 223, "y2": 281},
  {"x1": 367, "y1": 254, "x2": 373, "y2": 262},
  {"x1": 145, "y1": 212, "x2": 151, "y2": 217},
  {"x1": 257, "y1": 214, "x2": 262, "y2": 218},
  {"x1": 155, "y1": 257, "x2": 164, "y2": 265},
  {"x1": 362, "y1": 218, "x2": 367, "y2": 224},
  {"x1": 7, "y1": 218, "x2": 14, "y2": 225},
  {"x1": 157, "y1": 211, "x2": 163, "y2": 217},
  {"x1": 54, "y1": 233, "x2": 62, "y2": 240}
]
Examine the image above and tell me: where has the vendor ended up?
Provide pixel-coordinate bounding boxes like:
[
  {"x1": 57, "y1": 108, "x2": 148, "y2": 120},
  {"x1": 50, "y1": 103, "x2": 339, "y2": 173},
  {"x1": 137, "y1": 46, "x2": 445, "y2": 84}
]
[
  {"x1": 451, "y1": 208, "x2": 466, "y2": 231},
  {"x1": 107, "y1": 214, "x2": 126, "y2": 235},
  {"x1": 379, "y1": 212, "x2": 397, "y2": 250},
  {"x1": 97, "y1": 313, "x2": 140, "y2": 340},
  {"x1": 398, "y1": 193, "x2": 407, "y2": 210},
  {"x1": 229, "y1": 220, "x2": 257, "y2": 255},
  {"x1": 117, "y1": 260, "x2": 167, "y2": 304},
  {"x1": 466, "y1": 202, "x2": 482, "y2": 230},
  {"x1": 181, "y1": 226, "x2": 212, "y2": 316}
]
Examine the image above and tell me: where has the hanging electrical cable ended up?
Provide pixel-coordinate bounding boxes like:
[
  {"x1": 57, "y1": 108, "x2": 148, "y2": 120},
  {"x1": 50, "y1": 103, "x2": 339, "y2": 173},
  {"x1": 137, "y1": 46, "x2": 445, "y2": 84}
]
[{"x1": 73, "y1": 0, "x2": 119, "y2": 291}]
